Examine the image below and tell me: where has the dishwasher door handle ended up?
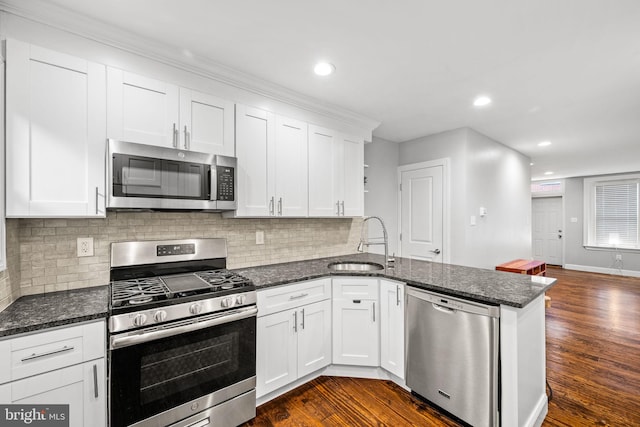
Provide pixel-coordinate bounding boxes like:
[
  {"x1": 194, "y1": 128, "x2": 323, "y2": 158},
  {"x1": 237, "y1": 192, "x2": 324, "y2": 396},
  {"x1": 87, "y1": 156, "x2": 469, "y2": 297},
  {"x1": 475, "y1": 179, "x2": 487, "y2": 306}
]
[{"x1": 432, "y1": 303, "x2": 456, "y2": 314}]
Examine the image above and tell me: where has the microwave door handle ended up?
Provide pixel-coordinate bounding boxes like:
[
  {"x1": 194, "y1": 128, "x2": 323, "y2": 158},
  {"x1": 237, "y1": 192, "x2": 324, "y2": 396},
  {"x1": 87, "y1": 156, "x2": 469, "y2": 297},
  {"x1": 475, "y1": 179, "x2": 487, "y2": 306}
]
[{"x1": 209, "y1": 165, "x2": 216, "y2": 201}]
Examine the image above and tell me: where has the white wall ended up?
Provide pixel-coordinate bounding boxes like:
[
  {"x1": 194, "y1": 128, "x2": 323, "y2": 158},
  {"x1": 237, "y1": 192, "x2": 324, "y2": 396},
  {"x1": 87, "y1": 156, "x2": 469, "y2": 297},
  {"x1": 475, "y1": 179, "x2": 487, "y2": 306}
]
[
  {"x1": 363, "y1": 136, "x2": 399, "y2": 255},
  {"x1": 398, "y1": 128, "x2": 531, "y2": 269},
  {"x1": 564, "y1": 176, "x2": 640, "y2": 273}
]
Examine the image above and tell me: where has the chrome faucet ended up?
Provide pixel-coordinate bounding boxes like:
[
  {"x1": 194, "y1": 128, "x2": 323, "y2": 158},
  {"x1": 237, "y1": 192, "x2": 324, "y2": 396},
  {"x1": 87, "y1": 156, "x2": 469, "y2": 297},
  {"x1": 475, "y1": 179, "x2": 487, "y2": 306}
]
[{"x1": 357, "y1": 216, "x2": 393, "y2": 268}]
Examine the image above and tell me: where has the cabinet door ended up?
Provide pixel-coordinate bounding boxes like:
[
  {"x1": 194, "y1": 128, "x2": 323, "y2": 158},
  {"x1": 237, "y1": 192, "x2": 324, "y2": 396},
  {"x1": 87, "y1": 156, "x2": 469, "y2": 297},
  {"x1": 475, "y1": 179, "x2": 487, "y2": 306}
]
[
  {"x1": 256, "y1": 309, "x2": 297, "y2": 397},
  {"x1": 308, "y1": 125, "x2": 341, "y2": 217},
  {"x1": 6, "y1": 359, "x2": 106, "y2": 427},
  {"x1": 107, "y1": 68, "x2": 179, "y2": 148},
  {"x1": 275, "y1": 116, "x2": 308, "y2": 217},
  {"x1": 179, "y1": 89, "x2": 234, "y2": 156},
  {"x1": 380, "y1": 280, "x2": 405, "y2": 379},
  {"x1": 6, "y1": 39, "x2": 106, "y2": 217},
  {"x1": 342, "y1": 135, "x2": 364, "y2": 217},
  {"x1": 297, "y1": 300, "x2": 332, "y2": 377},
  {"x1": 235, "y1": 105, "x2": 276, "y2": 217},
  {"x1": 332, "y1": 298, "x2": 379, "y2": 366}
]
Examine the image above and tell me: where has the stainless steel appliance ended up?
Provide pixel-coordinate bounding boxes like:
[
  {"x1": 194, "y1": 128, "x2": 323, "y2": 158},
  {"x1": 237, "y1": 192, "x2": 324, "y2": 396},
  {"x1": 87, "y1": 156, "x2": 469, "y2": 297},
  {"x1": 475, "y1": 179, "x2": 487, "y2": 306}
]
[
  {"x1": 107, "y1": 139, "x2": 237, "y2": 211},
  {"x1": 108, "y1": 238, "x2": 256, "y2": 427},
  {"x1": 406, "y1": 288, "x2": 500, "y2": 427}
]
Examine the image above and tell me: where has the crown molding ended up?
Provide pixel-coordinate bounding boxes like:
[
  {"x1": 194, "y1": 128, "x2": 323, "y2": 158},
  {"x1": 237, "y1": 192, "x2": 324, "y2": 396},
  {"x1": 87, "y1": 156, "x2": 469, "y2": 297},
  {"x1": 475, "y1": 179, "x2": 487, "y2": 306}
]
[{"x1": 0, "y1": 0, "x2": 380, "y2": 134}]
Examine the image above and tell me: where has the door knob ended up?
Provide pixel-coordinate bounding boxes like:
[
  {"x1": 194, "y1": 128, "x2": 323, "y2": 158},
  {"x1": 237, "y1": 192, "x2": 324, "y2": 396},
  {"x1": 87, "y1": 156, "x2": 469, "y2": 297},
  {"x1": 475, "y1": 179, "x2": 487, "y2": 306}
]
[{"x1": 431, "y1": 249, "x2": 441, "y2": 254}]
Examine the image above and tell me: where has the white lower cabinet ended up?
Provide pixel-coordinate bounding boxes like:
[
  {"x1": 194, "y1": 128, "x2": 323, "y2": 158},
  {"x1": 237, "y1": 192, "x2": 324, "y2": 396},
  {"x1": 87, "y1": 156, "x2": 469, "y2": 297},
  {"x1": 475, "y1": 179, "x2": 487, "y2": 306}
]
[
  {"x1": 0, "y1": 359, "x2": 106, "y2": 427},
  {"x1": 332, "y1": 278, "x2": 379, "y2": 366},
  {"x1": 256, "y1": 279, "x2": 332, "y2": 398},
  {"x1": 380, "y1": 280, "x2": 405, "y2": 379},
  {"x1": 0, "y1": 321, "x2": 106, "y2": 427}
]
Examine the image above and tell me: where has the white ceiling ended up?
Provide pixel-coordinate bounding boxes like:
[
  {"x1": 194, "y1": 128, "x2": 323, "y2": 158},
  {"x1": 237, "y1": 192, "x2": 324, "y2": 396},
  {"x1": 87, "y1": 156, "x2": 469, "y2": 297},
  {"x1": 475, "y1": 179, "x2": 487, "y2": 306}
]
[{"x1": 9, "y1": 0, "x2": 640, "y2": 180}]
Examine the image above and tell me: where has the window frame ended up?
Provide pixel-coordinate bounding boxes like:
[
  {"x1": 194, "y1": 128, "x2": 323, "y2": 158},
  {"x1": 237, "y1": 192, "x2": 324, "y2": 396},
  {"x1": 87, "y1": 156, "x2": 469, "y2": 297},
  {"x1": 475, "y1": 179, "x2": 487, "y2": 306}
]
[{"x1": 584, "y1": 174, "x2": 640, "y2": 250}]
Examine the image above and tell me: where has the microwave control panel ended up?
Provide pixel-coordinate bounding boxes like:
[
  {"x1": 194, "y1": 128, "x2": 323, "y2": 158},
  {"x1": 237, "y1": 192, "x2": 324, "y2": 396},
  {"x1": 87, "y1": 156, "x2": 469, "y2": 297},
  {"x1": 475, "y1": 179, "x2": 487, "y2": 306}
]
[{"x1": 216, "y1": 166, "x2": 235, "y2": 201}]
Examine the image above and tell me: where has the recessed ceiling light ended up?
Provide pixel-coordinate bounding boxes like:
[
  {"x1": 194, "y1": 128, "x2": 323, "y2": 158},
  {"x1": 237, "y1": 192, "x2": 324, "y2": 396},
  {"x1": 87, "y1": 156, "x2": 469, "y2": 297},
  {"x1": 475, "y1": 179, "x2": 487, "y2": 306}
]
[
  {"x1": 314, "y1": 62, "x2": 335, "y2": 76},
  {"x1": 538, "y1": 141, "x2": 552, "y2": 147},
  {"x1": 530, "y1": 162, "x2": 534, "y2": 166},
  {"x1": 473, "y1": 96, "x2": 492, "y2": 107},
  {"x1": 544, "y1": 171, "x2": 554, "y2": 175}
]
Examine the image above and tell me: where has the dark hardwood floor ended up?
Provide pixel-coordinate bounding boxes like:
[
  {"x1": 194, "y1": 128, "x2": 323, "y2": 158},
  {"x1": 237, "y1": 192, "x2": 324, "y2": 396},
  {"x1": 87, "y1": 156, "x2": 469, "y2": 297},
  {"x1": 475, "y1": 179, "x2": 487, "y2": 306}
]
[{"x1": 244, "y1": 267, "x2": 640, "y2": 426}]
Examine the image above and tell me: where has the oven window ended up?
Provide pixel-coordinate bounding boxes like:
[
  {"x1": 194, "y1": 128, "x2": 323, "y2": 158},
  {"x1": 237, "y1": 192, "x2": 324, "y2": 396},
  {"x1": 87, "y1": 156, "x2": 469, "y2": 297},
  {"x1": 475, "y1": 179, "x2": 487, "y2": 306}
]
[{"x1": 110, "y1": 315, "x2": 255, "y2": 427}]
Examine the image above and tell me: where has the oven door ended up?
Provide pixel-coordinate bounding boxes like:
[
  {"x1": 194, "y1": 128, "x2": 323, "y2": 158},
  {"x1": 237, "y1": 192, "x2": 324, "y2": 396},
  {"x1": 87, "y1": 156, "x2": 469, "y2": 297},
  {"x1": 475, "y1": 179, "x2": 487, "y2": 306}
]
[{"x1": 109, "y1": 307, "x2": 257, "y2": 427}]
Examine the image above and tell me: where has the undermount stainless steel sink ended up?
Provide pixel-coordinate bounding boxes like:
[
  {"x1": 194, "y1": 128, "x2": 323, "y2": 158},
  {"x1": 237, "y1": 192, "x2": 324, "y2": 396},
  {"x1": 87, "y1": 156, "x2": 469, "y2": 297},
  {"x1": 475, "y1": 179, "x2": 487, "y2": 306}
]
[{"x1": 327, "y1": 262, "x2": 384, "y2": 271}]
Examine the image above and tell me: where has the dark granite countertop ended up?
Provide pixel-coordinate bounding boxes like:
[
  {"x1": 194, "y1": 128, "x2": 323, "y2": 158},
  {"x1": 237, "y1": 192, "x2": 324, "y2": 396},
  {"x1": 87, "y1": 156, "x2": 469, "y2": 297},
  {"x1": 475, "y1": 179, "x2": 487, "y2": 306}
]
[
  {"x1": 233, "y1": 253, "x2": 557, "y2": 308},
  {"x1": 0, "y1": 286, "x2": 109, "y2": 338}
]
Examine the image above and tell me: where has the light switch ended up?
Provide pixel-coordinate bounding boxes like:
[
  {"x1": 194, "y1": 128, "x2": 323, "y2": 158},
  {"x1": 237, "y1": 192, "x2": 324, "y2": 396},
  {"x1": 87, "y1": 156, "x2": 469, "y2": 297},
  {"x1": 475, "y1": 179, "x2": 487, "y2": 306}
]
[
  {"x1": 570, "y1": 217, "x2": 578, "y2": 223},
  {"x1": 470, "y1": 216, "x2": 477, "y2": 226},
  {"x1": 256, "y1": 231, "x2": 264, "y2": 245},
  {"x1": 479, "y1": 207, "x2": 488, "y2": 217}
]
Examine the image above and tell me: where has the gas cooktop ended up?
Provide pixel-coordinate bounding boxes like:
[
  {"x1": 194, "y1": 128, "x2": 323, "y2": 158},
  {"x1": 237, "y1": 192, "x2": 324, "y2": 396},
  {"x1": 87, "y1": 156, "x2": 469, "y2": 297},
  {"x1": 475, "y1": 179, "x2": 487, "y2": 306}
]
[{"x1": 110, "y1": 269, "x2": 254, "y2": 310}]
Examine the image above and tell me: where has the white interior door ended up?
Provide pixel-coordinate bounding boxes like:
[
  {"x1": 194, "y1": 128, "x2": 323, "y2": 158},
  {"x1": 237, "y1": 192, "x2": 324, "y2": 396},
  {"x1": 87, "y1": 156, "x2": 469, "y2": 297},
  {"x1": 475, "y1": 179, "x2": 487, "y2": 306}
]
[
  {"x1": 532, "y1": 197, "x2": 563, "y2": 265},
  {"x1": 400, "y1": 165, "x2": 444, "y2": 261}
]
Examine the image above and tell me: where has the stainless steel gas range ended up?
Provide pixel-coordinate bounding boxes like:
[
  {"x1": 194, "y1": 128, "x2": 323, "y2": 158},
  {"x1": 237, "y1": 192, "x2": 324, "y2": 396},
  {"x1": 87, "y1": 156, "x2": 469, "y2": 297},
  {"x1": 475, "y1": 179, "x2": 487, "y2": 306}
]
[{"x1": 108, "y1": 238, "x2": 257, "y2": 427}]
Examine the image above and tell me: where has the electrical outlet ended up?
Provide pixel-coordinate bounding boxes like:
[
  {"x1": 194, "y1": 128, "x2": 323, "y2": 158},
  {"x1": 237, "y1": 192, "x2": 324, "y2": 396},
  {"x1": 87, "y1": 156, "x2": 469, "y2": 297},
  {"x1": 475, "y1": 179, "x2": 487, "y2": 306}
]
[
  {"x1": 616, "y1": 254, "x2": 622, "y2": 261},
  {"x1": 255, "y1": 231, "x2": 264, "y2": 245},
  {"x1": 77, "y1": 237, "x2": 94, "y2": 257}
]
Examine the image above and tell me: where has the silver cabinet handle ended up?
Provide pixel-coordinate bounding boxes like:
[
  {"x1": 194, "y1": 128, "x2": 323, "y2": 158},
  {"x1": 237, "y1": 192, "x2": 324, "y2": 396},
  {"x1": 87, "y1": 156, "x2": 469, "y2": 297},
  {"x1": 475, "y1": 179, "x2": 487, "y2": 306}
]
[
  {"x1": 21, "y1": 345, "x2": 74, "y2": 362},
  {"x1": 293, "y1": 311, "x2": 298, "y2": 333},
  {"x1": 340, "y1": 200, "x2": 345, "y2": 216},
  {"x1": 289, "y1": 293, "x2": 308, "y2": 300},
  {"x1": 278, "y1": 197, "x2": 283, "y2": 216},
  {"x1": 396, "y1": 285, "x2": 400, "y2": 306},
  {"x1": 301, "y1": 308, "x2": 305, "y2": 330},
  {"x1": 95, "y1": 186, "x2": 99, "y2": 214},
  {"x1": 172, "y1": 123, "x2": 178, "y2": 147},
  {"x1": 93, "y1": 364, "x2": 99, "y2": 398},
  {"x1": 184, "y1": 125, "x2": 190, "y2": 150},
  {"x1": 336, "y1": 200, "x2": 340, "y2": 216},
  {"x1": 269, "y1": 197, "x2": 275, "y2": 215},
  {"x1": 372, "y1": 302, "x2": 376, "y2": 322}
]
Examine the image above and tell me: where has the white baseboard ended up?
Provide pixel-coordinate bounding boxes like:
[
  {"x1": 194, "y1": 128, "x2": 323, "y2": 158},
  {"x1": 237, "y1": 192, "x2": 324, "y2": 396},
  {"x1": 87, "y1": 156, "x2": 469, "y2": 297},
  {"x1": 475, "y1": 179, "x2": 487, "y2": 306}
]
[{"x1": 563, "y1": 264, "x2": 640, "y2": 278}]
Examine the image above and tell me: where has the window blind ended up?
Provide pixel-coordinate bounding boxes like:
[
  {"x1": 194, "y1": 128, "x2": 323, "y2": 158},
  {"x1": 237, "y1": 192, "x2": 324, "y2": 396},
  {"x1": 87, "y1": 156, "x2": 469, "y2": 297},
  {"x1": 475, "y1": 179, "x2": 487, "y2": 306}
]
[{"x1": 594, "y1": 181, "x2": 639, "y2": 247}]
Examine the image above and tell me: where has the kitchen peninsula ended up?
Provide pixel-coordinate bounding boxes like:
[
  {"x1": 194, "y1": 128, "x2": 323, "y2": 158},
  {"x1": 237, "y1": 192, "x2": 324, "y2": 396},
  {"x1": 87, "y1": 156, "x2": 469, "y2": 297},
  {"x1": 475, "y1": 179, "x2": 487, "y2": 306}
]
[{"x1": 235, "y1": 252, "x2": 556, "y2": 427}]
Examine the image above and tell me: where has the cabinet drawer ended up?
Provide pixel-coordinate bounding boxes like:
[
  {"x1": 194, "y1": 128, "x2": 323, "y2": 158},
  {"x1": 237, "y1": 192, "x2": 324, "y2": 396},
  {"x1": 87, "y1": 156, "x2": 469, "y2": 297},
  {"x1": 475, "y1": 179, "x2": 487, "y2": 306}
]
[
  {"x1": 333, "y1": 278, "x2": 379, "y2": 300},
  {"x1": 257, "y1": 278, "x2": 331, "y2": 316},
  {"x1": 0, "y1": 321, "x2": 106, "y2": 384}
]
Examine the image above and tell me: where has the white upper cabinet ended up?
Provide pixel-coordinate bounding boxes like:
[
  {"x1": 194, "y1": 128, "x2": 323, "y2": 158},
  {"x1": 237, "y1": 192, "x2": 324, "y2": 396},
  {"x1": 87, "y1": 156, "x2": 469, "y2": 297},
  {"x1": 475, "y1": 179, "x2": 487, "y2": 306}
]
[
  {"x1": 234, "y1": 104, "x2": 308, "y2": 217},
  {"x1": 107, "y1": 68, "x2": 234, "y2": 155},
  {"x1": 274, "y1": 115, "x2": 308, "y2": 217},
  {"x1": 5, "y1": 39, "x2": 106, "y2": 217},
  {"x1": 309, "y1": 125, "x2": 364, "y2": 217},
  {"x1": 179, "y1": 89, "x2": 235, "y2": 156},
  {"x1": 235, "y1": 104, "x2": 275, "y2": 216},
  {"x1": 107, "y1": 69, "x2": 179, "y2": 148},
  {"x1": 342, "y1": 135, "x2": 365, "y2": 217},
  {"x1": 308, "y1": 125, "x2": 342, "y2": 217}
]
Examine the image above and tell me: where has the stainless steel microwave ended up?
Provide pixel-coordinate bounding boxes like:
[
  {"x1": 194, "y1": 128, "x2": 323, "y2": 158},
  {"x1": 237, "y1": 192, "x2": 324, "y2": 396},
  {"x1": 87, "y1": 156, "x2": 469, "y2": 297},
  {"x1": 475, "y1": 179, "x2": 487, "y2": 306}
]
[{"x1": 107, "y1": 139, "x2": 237, "y2": 211}]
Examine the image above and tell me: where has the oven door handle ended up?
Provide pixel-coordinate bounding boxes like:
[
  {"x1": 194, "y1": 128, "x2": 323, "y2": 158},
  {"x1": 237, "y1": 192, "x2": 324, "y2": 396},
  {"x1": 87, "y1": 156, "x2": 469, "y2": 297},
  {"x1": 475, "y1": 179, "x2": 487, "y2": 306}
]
[{"x1": 110, "y1": 306, "x2": 258, "y2": 350}]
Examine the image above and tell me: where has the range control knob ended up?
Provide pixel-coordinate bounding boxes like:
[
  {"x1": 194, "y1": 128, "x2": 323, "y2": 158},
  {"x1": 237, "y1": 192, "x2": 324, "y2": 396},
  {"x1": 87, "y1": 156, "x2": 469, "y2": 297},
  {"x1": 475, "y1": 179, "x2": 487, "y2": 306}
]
[
  {"x1": 236, "y1": 294, "x2": 246, "y2": 305},
  {"x1": 189, "y1": 303, "x2": 203, "y2": 315},
  {"x1": 221, "y1": 297, "x2": 235, "y2": 308},
  {"x1": 133, "y1": 313, "x2": 147, "y2": 327},
  {"x1": 153, "y1": 310, "x2": 167, "y2": 323}
]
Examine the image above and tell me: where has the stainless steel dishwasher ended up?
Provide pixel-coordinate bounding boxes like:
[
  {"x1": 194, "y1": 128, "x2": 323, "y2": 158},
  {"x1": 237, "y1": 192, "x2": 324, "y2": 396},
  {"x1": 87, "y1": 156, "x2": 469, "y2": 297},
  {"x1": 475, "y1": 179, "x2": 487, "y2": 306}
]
[{"x1": 406, "y1": 287, "x2": 500, "y2": 427}]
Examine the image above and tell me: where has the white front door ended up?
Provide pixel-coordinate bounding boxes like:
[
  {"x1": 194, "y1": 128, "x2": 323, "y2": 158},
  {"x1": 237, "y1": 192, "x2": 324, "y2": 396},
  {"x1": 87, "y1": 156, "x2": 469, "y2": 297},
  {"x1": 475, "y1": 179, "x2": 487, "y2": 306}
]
[
  {"x1": 399, "y1": 164, "x2": 444, "y2": 261},
  {"x1": 532, "y1": 197, "x2": 563, "y2": 265}
]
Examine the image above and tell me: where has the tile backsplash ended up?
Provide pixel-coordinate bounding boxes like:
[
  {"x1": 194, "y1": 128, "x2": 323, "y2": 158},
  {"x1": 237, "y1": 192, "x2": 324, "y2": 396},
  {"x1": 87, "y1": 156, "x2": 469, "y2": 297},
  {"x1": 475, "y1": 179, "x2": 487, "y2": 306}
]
[
  {"x1": 11, "y1": 212, "x2": 363, "y2": 297},
  {"x1": 0, "y1": 219, "x2": 21, "y2": 311}
]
